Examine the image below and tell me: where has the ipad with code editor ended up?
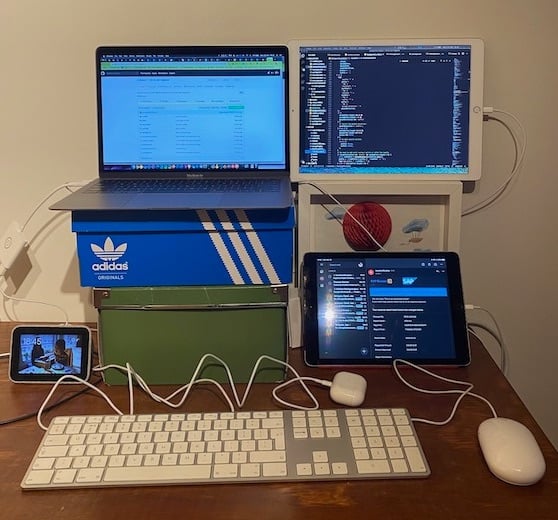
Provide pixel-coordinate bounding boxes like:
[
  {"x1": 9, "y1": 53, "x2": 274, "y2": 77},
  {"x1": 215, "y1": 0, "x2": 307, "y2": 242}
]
[
  {"x1": 289, "y1": 38, "x2": 484, "y2": 182},
  {"x1": 302, "y1": 251, "x2": 470, "y2": 366}
]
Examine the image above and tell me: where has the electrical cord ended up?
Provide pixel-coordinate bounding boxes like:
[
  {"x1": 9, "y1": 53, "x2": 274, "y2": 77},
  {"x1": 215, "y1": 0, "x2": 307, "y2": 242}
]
[
  {"x1": 0, "y1": 375, "x2": 103, "y2": 427},
  {"x1": 466, "y1": 304, "x2": 508, "y2": 375},
  {"x1": 462, "y1": 108, "x2": 526, "y2": 216},
  {"x1": 33, "y1": 348, "x2": 500, "y2": 434},
  {"x1": 392, "y1": 358, "x2": 498, "y2": 425},
  {"x1": 36, "y1": 354, "x2": 336, "y2": 430},
  {"x1": 0, "y1": 282, "x2": 70, "y2": 325},
  {"x1": 0, "y1": 180, "x2": 91, "y2": 323},
  {"x1": 21, "y1": 180, "x2": 92, "y2": 233},
  {"x1": 392, "y1": 302, "x2": 507, "y2": 424},
  {"x1": 298, "y1": 181, "x2": 388, "y2": 251},
  {"x1": 468, "y1": 324, "x2": 507, "y2": 375}
]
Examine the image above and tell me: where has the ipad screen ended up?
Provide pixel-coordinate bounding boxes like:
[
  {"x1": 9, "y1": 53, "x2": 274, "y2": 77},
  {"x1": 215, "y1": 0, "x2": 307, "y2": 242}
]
[{"x1": 302, "y1": 252, "x2": 470, "y2": 366}]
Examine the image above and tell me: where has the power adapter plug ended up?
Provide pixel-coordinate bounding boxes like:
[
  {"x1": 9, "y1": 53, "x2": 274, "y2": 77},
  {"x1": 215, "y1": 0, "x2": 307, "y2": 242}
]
[{"x1": 0, "y1": 221, "x2": 28, "y2": 270}]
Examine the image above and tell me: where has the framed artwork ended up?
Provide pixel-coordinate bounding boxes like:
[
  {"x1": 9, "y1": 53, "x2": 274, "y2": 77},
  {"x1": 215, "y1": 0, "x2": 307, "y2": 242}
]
[{"x1": 296, "y1": 181, "x2": 463, "y2": 280}]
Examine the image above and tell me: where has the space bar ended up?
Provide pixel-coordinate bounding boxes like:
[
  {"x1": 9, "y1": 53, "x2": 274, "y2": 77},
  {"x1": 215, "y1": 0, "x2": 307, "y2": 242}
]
[{"x1": 104, "y1": 465, "x2": 211, "y2": 482}]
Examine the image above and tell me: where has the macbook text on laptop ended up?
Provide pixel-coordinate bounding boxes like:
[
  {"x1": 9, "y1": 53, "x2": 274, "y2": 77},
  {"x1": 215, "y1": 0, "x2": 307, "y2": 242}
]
[{"x1": 50, "y1": 45, "x2": 292, "y2": 211}]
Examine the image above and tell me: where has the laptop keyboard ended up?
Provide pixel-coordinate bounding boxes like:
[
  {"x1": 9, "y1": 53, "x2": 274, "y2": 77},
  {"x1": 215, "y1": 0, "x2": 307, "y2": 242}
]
[
  {"x1": 85, "y1": 179, "x2": 280, "y2": 194},
  {"x1": 21, "y1": 408, "x2": 430, "y2": 490}
]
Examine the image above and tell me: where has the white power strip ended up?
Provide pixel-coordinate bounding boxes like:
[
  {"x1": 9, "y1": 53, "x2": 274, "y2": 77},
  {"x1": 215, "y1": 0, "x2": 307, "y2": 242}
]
[{"x1": 0, "y1": 221, "x2": 28, "y2": 270}]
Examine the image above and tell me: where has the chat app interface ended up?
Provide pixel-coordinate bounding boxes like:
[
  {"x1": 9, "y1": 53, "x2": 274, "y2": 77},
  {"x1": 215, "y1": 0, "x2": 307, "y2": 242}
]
[{"x1": 316, "y1": 257, "x2": 455, "y2": 360}]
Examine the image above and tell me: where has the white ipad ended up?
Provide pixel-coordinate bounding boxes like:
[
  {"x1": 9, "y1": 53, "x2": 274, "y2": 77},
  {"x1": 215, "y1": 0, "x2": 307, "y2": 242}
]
[{"x1": 289, "y1": 38, "x2": 485, "y2": 182}]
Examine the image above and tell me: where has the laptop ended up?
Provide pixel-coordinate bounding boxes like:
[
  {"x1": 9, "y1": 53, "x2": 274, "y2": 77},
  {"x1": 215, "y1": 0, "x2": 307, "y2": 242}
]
[{"x1": 50, "y1": 45, "x2": 292, "y2": 211}]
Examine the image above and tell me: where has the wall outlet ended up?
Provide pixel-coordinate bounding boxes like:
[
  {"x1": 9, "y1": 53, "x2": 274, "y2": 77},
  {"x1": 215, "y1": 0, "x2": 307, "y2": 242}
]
[{"x1": 0, "y1": 221, "x2": 28, "y2": 270}]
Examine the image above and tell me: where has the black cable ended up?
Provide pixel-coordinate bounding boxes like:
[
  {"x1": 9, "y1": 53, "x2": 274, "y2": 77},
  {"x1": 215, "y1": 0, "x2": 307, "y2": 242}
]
[{"x1": 0, "y1": 375, "x2": 103, "y2": 427}]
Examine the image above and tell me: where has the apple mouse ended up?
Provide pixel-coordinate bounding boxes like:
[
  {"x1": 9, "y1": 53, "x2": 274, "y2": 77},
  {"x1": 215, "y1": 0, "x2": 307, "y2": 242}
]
[{"x1": 478, "y1": 417, "x2": 546, "y2": 486}]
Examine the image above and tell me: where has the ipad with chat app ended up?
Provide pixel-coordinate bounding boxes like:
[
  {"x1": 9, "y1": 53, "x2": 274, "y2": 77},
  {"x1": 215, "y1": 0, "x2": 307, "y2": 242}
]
[{"x1": 301, "y1": 251, "x2": 470, "y2": 366}]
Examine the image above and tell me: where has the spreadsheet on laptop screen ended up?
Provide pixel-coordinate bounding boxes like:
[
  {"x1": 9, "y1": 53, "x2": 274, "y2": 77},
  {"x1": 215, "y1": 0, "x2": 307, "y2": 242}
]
[{"x1": 97, "y1": 47, "x2": 289, "y2": 175}]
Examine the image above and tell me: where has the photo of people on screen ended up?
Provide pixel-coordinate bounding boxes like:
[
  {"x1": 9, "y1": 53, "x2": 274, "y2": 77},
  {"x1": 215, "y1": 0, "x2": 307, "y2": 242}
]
[{"x1": 18, "y1": 333, "x2": 82, "y2": 375}]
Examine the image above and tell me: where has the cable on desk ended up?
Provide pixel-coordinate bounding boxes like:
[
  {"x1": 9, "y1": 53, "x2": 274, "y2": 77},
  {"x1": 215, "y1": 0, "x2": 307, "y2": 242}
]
[
  {"x1": 392, "y1": 358, "x2": 498, "y2": 425},
  {"x1": 0, "y1": 375, "x2": 103, "y2": 427},
  {"x1": 36, "y1": 354, "x2": 334, "y2": 430}
]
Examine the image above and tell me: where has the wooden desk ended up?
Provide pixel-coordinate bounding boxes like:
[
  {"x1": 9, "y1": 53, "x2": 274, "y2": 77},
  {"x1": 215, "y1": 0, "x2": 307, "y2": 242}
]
[{"x1": 0, "y1": 322, "x2": 556, "y2": 520}]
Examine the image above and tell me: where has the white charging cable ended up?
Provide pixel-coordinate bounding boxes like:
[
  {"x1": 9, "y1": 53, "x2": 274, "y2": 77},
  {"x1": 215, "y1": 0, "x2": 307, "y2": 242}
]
[
  {"x1": 1, "y1": 180, "x2": 93, "y2": 324},
  {"x1": 392, "y1": 358, "x2": 498, "y2": 425},
  {"x1": 36, "y1": 354, "x2": 367, "y2": 430},
  {"x1": 466, "y1": 303, "x2": 508, "y2": 375}
]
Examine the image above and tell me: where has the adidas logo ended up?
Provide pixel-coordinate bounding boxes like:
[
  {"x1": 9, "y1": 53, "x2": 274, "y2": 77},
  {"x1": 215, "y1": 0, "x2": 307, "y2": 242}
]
[
  {"x1": 90, "y1": 237, "x2": 129, "y2": 273},
  {"x1": 91, "y1": 237, "x2": 127, "y2": 261}
]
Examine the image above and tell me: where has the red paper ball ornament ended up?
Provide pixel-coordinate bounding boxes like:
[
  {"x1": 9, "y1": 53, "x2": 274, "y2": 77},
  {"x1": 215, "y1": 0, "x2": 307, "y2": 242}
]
[{"x1": 342, "y1": 202, "x2": 392, "y2": 251}]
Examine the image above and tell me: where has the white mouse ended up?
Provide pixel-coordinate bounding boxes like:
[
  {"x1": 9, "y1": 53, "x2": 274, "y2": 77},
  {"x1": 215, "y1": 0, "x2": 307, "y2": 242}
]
[{"x1": 478, "y1": 417, "x2": 546, "y2": 486}]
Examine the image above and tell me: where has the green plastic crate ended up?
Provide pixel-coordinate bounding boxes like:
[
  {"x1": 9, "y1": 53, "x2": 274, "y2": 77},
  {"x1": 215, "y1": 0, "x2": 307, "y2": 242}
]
[{"x1": 94, "y1": 285, "x2": 288, "y2": 385}]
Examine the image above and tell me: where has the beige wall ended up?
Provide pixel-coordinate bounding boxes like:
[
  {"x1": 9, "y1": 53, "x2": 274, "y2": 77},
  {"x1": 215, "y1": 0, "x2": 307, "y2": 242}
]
[{"x1": 1, "y1": 1, "x2": 557, "y2": 448}]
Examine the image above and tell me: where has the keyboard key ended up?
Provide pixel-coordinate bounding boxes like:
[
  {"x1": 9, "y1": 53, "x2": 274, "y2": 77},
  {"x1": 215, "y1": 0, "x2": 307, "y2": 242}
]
[
  {"x1": 296, "y1": 463, "x2": 312, "y2": 476},
  {"x1": 405, "y1": 447, "x2": 428, "y2": 473},
  {"x1": 32, "y1": 457, "x2": 55, "y2": 470},
  {"x1": 241, "y1": 463, "x2": 261, "y2": 478},
  {"x1": 312, "y1": 451, "x2": 328, "y2": 463},
  {"x1": 24, "y1": 470, "x2": 54, "y2": 486},
  {"x1": 76, "y1": 468, "x2": 104, "y2": 484},
  {"x1": 249, "y1": 451, "x2": 286, "y2": 463},
  {"x1": 232, "y1": 452, "x2": 247, "y2": 464},
  {"x1": 39, "y1": 445, "x2": 68, "y2": 458},
  {"x1": 44, "y1": 435, "x2": 69, "y2": 446},
  {"x1": 53, "y1": 469, "x2": 77, "y2": 484},
  {"x1": 356, "y1": 460, "x2": 391, "y2": 474},
  {"x1": 331, "y1": 462, "x2": 348, "y2": 475},
  {"x1": 213, "y1": 464, "x2": 238, "y2": 478},
  {"x1": 104, "y1": 465, "x2": 212, "y2": 482},
  {"x1": 391, "y1": 459, "x2": 409, "y2": 473},
  {"x1": 262, "y1": 462, "x2": 287, "y2": 477}
]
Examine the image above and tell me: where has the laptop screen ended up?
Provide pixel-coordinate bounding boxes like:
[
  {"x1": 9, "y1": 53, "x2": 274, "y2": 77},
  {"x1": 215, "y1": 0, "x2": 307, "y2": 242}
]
[{"x1": 96, "y1": 46, "x2": 289, "y2": 177}]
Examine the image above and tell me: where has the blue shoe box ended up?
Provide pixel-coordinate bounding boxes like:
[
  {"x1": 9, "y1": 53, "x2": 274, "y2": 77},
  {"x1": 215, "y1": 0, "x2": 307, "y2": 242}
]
[{"x1": 72, "y1": 207, "x2": 294, "y2": 287}]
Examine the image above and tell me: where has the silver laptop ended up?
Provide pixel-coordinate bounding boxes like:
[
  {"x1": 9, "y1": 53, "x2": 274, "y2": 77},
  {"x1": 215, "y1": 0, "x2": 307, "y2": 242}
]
[{"x1": 50, "y1": 45, "x2": 292, "y2": 211}]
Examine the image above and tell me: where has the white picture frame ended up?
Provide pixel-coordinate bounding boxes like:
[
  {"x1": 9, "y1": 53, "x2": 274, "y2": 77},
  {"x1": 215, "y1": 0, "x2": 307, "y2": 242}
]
[{"x1": 296, "y1": 181, "x2": 463, "y2": 280}]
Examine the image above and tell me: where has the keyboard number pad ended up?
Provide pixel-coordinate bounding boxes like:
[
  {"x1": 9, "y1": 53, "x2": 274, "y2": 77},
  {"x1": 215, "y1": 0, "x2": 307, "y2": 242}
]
[{"x1": 345, "y1": 409, "x2": 428, "y2": 476}]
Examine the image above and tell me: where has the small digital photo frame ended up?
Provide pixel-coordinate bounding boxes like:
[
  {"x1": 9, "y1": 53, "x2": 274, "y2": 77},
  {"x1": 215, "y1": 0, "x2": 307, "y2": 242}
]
[{"x1": 9, "y1": 325, "x2": 92, "y2": 383}]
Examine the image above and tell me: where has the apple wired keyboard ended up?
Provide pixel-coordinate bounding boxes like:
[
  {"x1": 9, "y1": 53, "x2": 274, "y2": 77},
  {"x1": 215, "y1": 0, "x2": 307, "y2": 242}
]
[{"x1": 21, "y1": 408, "x2": 430, "y2": 490}]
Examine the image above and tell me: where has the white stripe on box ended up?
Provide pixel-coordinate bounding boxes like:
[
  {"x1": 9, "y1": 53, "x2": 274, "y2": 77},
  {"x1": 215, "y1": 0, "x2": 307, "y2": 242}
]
[
  {"x1": 215, "y1": 210, "x2": 262, "y2": 284},
  {"x1": 196, "y1": 210, "x2": 245, "y2": 284},
  {"x1": 233, "y1": 209, "x2": 280, "y2": 284}
]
